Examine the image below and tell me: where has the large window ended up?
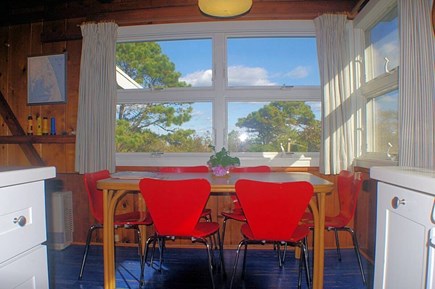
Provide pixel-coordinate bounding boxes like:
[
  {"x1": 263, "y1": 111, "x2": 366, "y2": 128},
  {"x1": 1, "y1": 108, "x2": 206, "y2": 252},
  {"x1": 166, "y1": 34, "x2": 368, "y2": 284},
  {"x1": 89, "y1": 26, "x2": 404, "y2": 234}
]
[
  {"x1": 116, "y1": 21, "x2": 321, "y2": 166},
  {"x1": 355, "y1": 0, "x2": 399, "y2": 163}
]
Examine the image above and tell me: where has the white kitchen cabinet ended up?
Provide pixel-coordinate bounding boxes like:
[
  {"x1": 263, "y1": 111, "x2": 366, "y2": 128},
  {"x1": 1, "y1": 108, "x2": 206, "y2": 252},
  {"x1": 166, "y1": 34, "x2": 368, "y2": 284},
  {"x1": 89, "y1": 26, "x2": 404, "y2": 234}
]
[
  {"x1": 0, "y1": 166, "x2": 56, "y2": 289},
  {"x1": 371, "y1": 166, "x2": 435, "y2": 289}
]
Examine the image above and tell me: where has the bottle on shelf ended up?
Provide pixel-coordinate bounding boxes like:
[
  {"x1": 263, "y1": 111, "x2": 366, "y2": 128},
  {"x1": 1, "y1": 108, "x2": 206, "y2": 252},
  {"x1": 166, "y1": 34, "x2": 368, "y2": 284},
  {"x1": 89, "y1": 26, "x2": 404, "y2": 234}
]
[
  {"x1": 50, "y1": 117, "x2": 56, "y2": 135},
  {"x1": 27, "y1": 115, "x2": 33, "y2": 135},
  {"x1": 42, "y1": 117, "x2": 49, "y2": 135},
  {"x1": 35, "y1": 114, "x2": 42, "y2": 136}
]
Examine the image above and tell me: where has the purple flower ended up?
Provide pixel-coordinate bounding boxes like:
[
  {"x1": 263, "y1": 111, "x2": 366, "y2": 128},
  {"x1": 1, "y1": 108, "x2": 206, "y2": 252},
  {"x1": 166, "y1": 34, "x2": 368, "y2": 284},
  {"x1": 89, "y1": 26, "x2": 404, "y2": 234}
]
[{"x1": 211, "y1": 165, "x2": 229, "y2": 176}]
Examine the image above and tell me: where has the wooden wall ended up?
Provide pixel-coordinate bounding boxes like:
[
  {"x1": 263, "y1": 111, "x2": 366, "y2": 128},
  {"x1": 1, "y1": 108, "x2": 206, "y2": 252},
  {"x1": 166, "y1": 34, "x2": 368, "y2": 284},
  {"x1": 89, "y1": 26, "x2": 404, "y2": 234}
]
[{"x1": 0, "y1": 1, "x2": 374, "y2": 255}]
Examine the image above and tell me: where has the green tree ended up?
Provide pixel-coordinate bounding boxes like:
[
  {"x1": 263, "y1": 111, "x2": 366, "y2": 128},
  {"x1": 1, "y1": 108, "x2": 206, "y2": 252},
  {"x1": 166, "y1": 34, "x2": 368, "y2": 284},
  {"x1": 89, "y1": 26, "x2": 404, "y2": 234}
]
[
  {"x1": 234, "y1": 101, "x2": 320, "y2": 152},
  {"x1": 115, "y1": 42, "x2": 209, "y2": 153}
]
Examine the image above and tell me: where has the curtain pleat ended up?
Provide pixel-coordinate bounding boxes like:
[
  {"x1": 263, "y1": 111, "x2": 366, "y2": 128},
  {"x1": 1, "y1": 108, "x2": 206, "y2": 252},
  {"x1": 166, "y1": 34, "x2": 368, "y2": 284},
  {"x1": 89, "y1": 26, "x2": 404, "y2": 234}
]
[
  {"x1": 315, "y1": 14, "x2": 355, "y2": 174},
  {"x1": 398, "y1": 0, "x2": 435, "y2": 169},
  {"x1": 75, "y1": 22, "x2": 118, "y2": 174}
]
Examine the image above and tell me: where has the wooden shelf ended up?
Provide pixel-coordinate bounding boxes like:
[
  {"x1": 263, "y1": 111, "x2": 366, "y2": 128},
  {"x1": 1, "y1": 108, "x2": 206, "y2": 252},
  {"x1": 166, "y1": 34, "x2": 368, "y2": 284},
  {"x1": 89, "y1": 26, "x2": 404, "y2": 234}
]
[{"x1": 0, "y1": 135, "x2": 76, "y2": 144}]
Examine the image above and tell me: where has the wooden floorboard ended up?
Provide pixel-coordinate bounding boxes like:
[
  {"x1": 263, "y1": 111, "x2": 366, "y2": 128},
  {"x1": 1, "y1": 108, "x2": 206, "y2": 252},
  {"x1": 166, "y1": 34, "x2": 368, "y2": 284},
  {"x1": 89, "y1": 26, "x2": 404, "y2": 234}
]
[{"x1": 48, "y1": 245, "x2": 373, "y2": 289}]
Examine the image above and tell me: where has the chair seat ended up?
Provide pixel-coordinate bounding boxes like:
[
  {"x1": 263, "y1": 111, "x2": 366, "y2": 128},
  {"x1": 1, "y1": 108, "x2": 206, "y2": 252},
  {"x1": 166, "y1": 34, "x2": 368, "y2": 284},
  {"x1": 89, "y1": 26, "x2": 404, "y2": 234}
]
[
  {"x1": 157, "y1": 222, "x2": 220, "y2": 239},
  {"x1": 221, "y1": 209, "x2": 246, "y2": 222},
  {"x1": 191, "y1": 222, "x2": 220, "y2": 238},
  {"x1": 301, "y1": 212, "x2": 348, "y2": 228},
  {"x1": 201, "y1": 208, "x2": 212, "y2": 217},
  {"x1": 241, "y1": 223, "x2": 310, "y2": 243},
  {"x1": 114, "y1": 211, "x2": 153, "y2": 226}
]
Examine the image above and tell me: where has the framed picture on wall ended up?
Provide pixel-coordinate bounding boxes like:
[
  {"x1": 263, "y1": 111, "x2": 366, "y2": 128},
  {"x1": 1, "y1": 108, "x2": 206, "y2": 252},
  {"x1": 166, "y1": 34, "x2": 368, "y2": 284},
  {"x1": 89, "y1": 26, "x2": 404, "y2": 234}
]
[{"x1": 27, "y1": 53, "x2": 67, "y2": 105}]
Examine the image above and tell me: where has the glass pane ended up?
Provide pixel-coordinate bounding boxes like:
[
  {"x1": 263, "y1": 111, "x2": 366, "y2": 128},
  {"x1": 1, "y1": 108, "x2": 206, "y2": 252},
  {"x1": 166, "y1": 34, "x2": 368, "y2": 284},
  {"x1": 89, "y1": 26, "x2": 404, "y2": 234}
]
[
  {"x1": 116, "y1": 102, "x2": 213, "y2": 152},
  {"x1": 368, "y1": 90, "x2": 399, "y2": 156},
  {"x1": 366, "y1": 8, "x2": 399, "y2": 79},
  {"x1": 116, "y1": 39, "x2": 212, "y2": 89},
  {"x1": 227, "y1": 101, "x2": 321, "y2": 152},
  {"x1": 227, "y1": 37, "x2": 320, "y2": 86}
]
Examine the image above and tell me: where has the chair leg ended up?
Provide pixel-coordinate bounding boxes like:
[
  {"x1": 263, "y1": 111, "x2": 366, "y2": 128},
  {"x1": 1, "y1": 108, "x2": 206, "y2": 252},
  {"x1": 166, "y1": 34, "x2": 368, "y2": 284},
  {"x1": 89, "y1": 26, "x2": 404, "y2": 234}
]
[
  {"x1": 135, "y1": 226, "x2": 146, "y2": 284},
  {"x1": 143, "y1": 234, "x2": 157, "y2": 267},
  {"x1": 221, "y1": 217, "x2": 229, "y2": 251},
  {"x1": 215, "y1": 231, "x2": 226, "y2": 277},
  {"x1": 241, "y1": 242, "x2": 248, "y2": 279},
  {"x1": 192, "y1": 237, "x2": 217, "y2": 289},
  {"x1": 297, "y1": 245, "x2": 303, "y2": 289},
  {"x1": 302, "y1": 239, "x2": 311, "y2": 289},
  {"x1": 230, "y1": 240, "x2": 246, "y2": 289},
  {"x1": 205, "y1": 240, "x2": 216, "y2": 289},
  {"x1": 345, "y1": 227, "x2": 367, "y2": 285},
  {"x1": 331, "y1": 228, "x2": 342, "y2": 261},
  {"x1": 78, "y1": 224, "x2": 101, "y2": 280}
]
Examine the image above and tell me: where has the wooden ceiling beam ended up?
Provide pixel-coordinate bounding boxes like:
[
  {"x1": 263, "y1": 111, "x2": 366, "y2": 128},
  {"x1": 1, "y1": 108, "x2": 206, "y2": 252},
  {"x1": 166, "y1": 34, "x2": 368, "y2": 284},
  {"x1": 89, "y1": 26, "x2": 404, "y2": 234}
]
[{"x1": 2, "y1": 0, "x2": 358, "y2": 27}]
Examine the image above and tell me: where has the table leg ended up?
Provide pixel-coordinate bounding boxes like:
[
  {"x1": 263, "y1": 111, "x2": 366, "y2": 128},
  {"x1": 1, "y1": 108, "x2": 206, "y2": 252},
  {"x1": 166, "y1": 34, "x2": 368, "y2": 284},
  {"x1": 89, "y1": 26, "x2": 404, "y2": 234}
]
[
  {"x1": 311, "y1": 193, "x2": 326, "y2": 289},
  {"x1": 103, "y1": 189, "x2": 116, "y2": 289},
  {"x1": 103, "y1": 189, "x2": 127, "y2": 289}
]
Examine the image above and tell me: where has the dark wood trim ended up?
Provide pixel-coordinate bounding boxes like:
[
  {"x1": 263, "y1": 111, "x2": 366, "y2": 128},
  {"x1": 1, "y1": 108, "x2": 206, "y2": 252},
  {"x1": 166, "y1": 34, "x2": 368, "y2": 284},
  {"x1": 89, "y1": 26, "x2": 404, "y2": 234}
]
[
  {"x1": 0, "y1": 91, "x2": 45, "y2": 166},
  {"x1": 0, "y1": 135, "x2": 76, "y2": 144}
]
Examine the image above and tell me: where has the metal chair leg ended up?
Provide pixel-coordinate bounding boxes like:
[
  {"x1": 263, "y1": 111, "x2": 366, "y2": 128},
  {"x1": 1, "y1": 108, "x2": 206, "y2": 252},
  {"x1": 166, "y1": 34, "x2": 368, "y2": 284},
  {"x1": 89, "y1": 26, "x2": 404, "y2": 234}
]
[
  {"x1": 221, "y1": 217, "x2": 229, "y2": 250},
  {"x1": 331, "y1": 228, "x2": 342, "y2": 261},
  {"x1": 345, "y1": 227, "x2": 367, "y2": 285},
  {"x1": 78, "y1": 224, "x2": 101, "y2": 280},
  {"x1": 230, "y1": 240, "x2": 245, "y2": 289},
  {"x1": 241, "y1": 241, "x2": 248, "y2": 279},
  {"x1": 301, "y1": 240, "x2": 311, "y2": 289}
]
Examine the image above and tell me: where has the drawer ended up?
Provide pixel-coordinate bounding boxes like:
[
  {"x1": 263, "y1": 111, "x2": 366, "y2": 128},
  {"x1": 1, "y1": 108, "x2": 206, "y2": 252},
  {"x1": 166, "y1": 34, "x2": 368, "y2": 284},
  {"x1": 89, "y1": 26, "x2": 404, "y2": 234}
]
[
  {"x1": 0, "y1": 181, "x2": 47, "y2": 263},
  {"x1": 0, "y1": 245, "x2": 49, "y2": 289}
]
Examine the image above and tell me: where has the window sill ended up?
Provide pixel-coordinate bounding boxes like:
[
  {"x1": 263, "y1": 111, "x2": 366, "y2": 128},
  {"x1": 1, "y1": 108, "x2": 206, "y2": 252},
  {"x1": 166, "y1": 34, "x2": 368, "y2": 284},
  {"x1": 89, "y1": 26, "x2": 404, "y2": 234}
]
[
  {"x1": 354, "y1": 157, "x2": 398, "y2": 169},
  {"x1": 116, "y1": 152, "x2": 319, "y2": 167}
]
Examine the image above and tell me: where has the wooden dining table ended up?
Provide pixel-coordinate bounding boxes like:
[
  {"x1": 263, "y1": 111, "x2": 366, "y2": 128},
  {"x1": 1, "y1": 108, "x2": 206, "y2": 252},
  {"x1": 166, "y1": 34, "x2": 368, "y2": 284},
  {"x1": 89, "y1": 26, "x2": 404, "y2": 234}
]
[{"x1": 97, "y1": 171, "x2": 334, "y2": 289}]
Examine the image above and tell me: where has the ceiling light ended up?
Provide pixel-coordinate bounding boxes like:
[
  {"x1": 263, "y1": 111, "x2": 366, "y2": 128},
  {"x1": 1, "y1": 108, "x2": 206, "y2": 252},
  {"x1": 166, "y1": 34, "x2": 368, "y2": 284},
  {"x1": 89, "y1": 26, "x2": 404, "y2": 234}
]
[{"x1": 198, "y1": 0, "x2": 253, "y2": 18}]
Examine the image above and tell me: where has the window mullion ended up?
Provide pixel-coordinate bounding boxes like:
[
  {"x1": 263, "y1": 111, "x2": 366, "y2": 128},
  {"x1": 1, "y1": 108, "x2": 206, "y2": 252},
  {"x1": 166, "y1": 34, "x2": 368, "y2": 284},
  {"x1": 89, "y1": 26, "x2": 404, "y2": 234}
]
[{"x1": 213, "y1": 33, "x2": 226, "y2": 150}]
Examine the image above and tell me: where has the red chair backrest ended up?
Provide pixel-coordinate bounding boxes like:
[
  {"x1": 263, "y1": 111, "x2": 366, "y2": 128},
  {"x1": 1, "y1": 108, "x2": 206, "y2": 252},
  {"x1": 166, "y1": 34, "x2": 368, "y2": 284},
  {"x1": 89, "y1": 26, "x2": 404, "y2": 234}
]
[
  {"x1": 139, "y1": 178, "x2": 211, "y2": 237},
  {"x1": 235, "y1": 180, "x2": 313, "y2": 241},
  {"x1": 159, "y1": 166, "x2": 209, "y2": 173},
  {"x1": 229, "y1": 166, "x2": 271, "y2": 208},
  {"x1": 229, "y1": 166, "x2": 271, "y2": 173},
  {"x1": 83, "y1": 170, "x2": 111, "y2": 224},
  {"x1": 337, "y1": 170, "x2": 363, "y2": 224}
]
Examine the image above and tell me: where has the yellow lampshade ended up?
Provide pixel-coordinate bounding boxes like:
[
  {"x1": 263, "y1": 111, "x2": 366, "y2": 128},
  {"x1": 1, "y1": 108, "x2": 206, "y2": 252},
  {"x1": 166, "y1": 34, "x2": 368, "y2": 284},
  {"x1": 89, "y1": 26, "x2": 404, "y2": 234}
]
[{"x1": 198, "y1": 0, "x2": 253, "y2": 18}]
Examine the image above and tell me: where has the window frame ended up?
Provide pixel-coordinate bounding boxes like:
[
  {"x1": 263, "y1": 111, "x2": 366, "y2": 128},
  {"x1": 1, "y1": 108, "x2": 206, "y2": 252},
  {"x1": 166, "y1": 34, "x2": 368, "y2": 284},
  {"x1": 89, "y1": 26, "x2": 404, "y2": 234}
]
[
  {"x1": 116, "y1": 20, "x2": 321, "y2": 167},
  {"x1": 354, "y1": 0, "x2": 399, "y2": 166}
]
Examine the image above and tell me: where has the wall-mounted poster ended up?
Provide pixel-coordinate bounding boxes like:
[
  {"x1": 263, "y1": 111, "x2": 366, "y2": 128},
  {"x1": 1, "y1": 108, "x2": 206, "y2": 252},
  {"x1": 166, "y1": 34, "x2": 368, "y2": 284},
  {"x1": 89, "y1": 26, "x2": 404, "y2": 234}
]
[{"x1": 27, "y1": 53, "x2": 67, "y2": 105}]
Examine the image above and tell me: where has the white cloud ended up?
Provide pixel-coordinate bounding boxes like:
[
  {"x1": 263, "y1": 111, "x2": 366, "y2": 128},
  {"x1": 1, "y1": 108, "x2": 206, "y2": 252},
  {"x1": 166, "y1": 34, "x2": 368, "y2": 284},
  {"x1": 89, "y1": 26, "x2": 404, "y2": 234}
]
[
  {"x1": 285, "y1": 65, "x2": 310, "y2": 79},
  {"x1": 228, "y1": 65, "x2": 276, "y2": 86},
  {"x1": 180, "y1": 69, "x2": 212, "y2": 87},
  {"x1": 180, "y1": 65, "x2": 277, "y2": 87}
]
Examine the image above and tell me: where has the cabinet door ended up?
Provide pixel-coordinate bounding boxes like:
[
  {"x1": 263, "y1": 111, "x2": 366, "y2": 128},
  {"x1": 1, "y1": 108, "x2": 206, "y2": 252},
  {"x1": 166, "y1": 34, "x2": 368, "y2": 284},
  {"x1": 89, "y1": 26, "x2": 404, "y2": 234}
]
[
  {"x1": 0, "y1": 181, "x2": 46, "y2": 263},
  {"x1": 374, "y1": 182, "x2": 435, "y2": 289},
  {"x1": 0, "y1": 245, "x2": 49, "y2": 289}
]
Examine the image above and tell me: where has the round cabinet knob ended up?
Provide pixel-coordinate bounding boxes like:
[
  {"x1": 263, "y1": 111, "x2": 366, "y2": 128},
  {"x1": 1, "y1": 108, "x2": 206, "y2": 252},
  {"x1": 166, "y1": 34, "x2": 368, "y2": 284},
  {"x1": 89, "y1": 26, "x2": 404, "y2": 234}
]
[
  {"x1": 13, "y1": 216, "x2": 27, "y2": 227},
  {"x1": 391, "y1": 197, "x2": 406, "y2": 209}
]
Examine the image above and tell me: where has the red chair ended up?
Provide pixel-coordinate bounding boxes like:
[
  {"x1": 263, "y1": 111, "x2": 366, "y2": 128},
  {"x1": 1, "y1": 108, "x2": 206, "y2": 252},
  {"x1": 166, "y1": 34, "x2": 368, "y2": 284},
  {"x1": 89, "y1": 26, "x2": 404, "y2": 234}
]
[
  {"x1": 159, "y1": 166, "x2": 213, "y2": 222},
  {"x1": 229, "y1": 180, "x2": 314, "y2": 289},
  {"x1": 139, "y1": 178, "x2": 223, "y2": 289},
  {"x1": 220, "y1": 166, "x2": 271, "y2": 248},
  {"x1": 78, "y1": 170, "x2": 153, "y2": 281},
  {"x1": 302, "y1": 170, "x2": 366, "y2": 285}
]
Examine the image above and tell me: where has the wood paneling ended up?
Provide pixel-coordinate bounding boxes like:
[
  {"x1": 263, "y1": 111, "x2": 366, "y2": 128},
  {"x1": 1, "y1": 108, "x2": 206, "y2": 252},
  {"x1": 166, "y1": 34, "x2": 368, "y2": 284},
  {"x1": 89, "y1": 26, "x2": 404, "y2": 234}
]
[{"x1": 354, "y1": 167, "x2": 376, "y2": 264}]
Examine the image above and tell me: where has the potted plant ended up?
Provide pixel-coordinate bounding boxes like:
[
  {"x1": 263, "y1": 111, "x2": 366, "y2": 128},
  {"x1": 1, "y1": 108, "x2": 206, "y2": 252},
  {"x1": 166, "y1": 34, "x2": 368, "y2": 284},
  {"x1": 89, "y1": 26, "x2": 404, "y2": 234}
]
[{"x1": 207, "y1": 145, "x2": 240, "y2": 176}]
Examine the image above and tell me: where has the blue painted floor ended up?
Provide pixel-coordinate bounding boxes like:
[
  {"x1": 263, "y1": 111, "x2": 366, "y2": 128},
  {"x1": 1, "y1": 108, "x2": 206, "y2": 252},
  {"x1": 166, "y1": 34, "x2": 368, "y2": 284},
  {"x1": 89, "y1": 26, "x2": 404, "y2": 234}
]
[{"x1": 49, "y1": 245, "x2": 372, "y2": 289}]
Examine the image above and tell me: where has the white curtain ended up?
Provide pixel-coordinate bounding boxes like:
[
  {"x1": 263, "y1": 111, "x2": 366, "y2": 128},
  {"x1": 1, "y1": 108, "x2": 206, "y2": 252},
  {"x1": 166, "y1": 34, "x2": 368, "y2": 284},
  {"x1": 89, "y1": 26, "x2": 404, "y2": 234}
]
[
  {"x1": 398, "y1": 0, "x2": 435, "y2": 170},
  {"x1": 315, "y1": 14, "x2": 355, "y2": 175},
  {"x1": 75, "y1": 22, "x2": 118, "y2": 174}
]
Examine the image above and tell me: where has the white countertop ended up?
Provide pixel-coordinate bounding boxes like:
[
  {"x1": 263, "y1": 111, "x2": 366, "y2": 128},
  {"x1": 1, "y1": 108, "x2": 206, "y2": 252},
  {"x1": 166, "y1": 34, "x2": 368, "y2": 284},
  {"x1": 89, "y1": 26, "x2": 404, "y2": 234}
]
[
  {"x1": 370, "y1": 166, "x2": 435, "y2": 195},
  {"x1": 0, "y1": 166, "x2": 56, "y2": 188}
]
